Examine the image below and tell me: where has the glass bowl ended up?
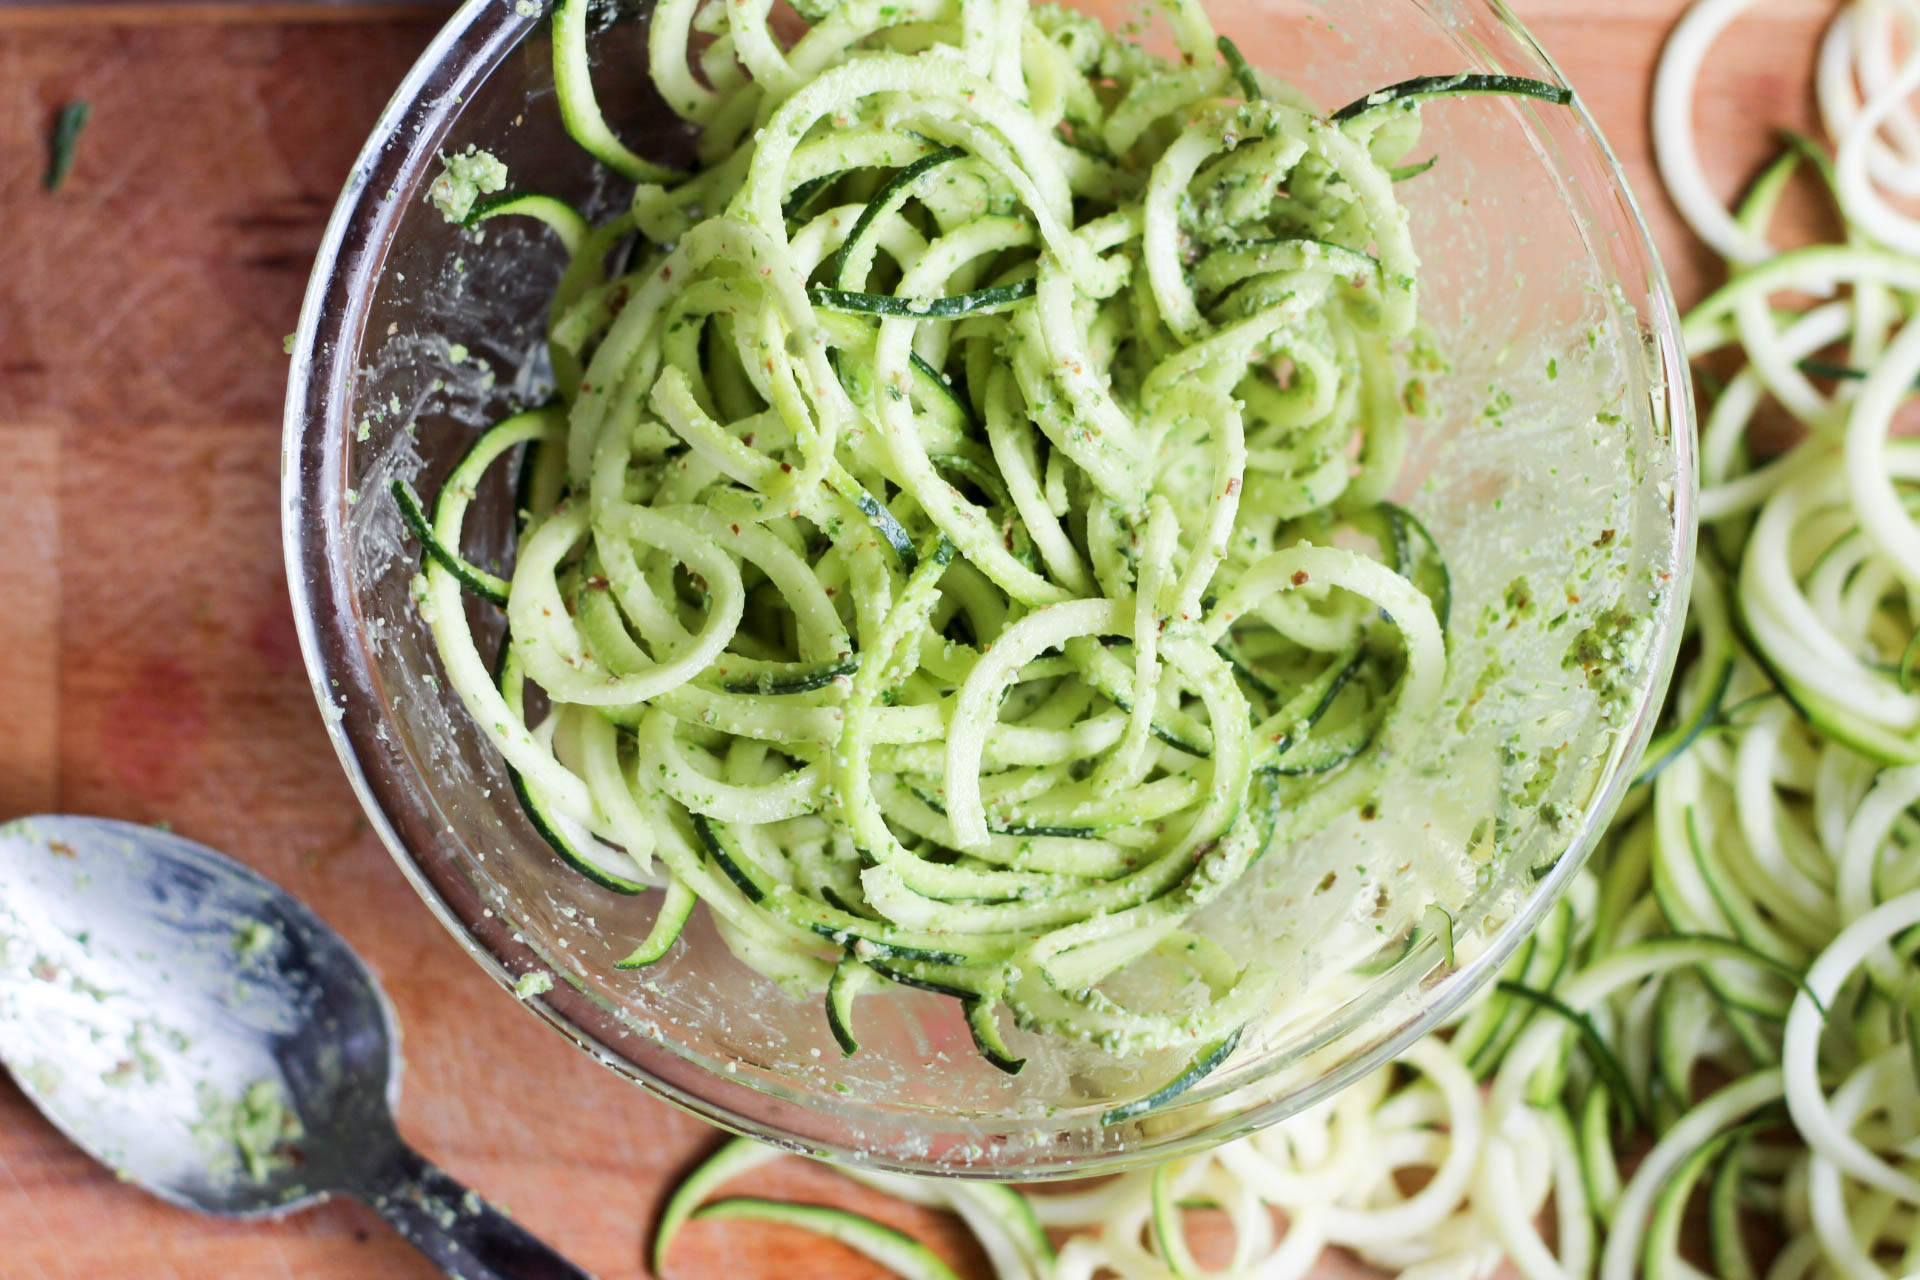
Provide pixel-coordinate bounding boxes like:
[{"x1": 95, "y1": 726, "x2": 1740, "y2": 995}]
[{"x1": 284, "y1": 0, "x2": 1695, "y2": 1176}]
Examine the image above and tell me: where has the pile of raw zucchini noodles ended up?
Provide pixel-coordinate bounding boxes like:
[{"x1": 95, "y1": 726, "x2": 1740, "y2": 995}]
[
  {"x1": 646, "y1": 1, "x2": 1920, "y2": 1277},
  {"x1": 407, "y1": 0, "x2": 1526, "y2": 1074}
]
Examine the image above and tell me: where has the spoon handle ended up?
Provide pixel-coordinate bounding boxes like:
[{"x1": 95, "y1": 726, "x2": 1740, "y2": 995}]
[{"x1": 357, "y1": 1141, "x2": 595, "y2": 1280}]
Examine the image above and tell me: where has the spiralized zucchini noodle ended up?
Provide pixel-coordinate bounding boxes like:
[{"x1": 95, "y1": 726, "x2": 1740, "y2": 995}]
[
  {"x1": 399, "y1": 0, "x2": 1584, "y2": 1082},
  {"x1": 637, "y1": 1, "x2": 1920, "y2": 1276}
]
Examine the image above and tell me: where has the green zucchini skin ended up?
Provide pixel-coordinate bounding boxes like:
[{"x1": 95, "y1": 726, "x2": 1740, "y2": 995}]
[
  {"x1": 1332, "y1": 73, "x2": 1573, "y2": 124},
  {"x1": 830, "y1": 471, "x2": 920, "y2": 569},
  {"x1": 821, "y1": 934, "x2": 972, "y2": 970},
  {"x1": 719, "y1": 655, "x2": 860, "y2": 695},
  {"x1": 464, "y1": 190, "x2": 591, "y2": 255},
  {"x1": 1496, "y1": 979, "x2": 1646, "y2": 1134},
  {"x1": 1389, "y1": 155, "x2": 1438, "y2": 182},
  {"x1": 42, "y1": 101, "x2": 89, "y2": 193},
  {"x1": 861, "y1": 956, "x2": 978, "y2": 1000},
  {"x1": 1215, "y1": 35, "x2": 1263, "y2": 101},
  {"x1": 808, "y1": 278, "x2": 1037, "y2": 319},
  {"x1": 826, "y1": 955, "x2": 868, "y2": 1055},
  {"x1": 1256, "y1": 655, "x2": 1373, "y2": 775},
  {"x1": 617, "y1": 879, "x2": 697, "y2": 967},
  {"x1": 908, "y1": 785, "x2": 1100, "y2": 840},
  {"x1": 1101, "y1": 1025, "x2": 1244, "y2": 1125},
  {"x1": 1385, "y1": 502, "x2": 1453, "y2": 631},
  {"x1": 1072, "y1": 644, "x2": 1213, "y2": 758},
  {"x1": 1798, "y1": 356, "x2": 1920, "y2": 389},
  {"x1": 1637, "y1": 656, "x2": 1733, "y2": 783},
  {"x1": 394, "y1": 478, "x2": 509, "y2": 606},
  {"x1": 497, "y1": 637, "x2": 650, "y2": 895},
  {"x1": 693, "y1": 813, "x2": 770, "y2": 903},
  {"x1": 783, "y1": 172, "x2": 838, "y2": 219},
  {"x1": 832, "y1": 146, "x2": 967, "y2": 288},
  {"x1": 964, "y1": 999, "x2": 1027, "y2": 1075},
  {"x1": 504, "y1": 761, "x2": 648, "y2": 896},
  {"x1": 910, "y1": 351, "x2": 979, "y2": 430}
]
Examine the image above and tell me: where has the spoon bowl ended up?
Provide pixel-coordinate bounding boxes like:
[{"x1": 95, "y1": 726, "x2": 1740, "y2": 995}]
[{"x1": 0, "y1": 815, "x2": 590, "y2": 1280}]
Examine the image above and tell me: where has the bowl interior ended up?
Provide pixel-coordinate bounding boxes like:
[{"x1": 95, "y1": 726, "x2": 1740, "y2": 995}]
[{"x1": 285, "y1": 0, "x2": 1693, "y2": 1174}]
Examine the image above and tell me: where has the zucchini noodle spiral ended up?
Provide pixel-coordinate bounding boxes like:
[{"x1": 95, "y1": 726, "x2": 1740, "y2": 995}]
[{"x1": 394, "y1": 0, "x2": 1578, "y2": 1079}]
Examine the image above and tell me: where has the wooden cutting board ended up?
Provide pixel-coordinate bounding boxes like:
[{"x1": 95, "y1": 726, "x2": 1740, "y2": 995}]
[{"x1": 0, "y1": 1, "x2": 1839, "y2": 1275}]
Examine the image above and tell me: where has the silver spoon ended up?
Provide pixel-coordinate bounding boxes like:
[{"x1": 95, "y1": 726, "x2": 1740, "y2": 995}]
[{"x1": 0, "y1": 815, "x2": 594, "y2": 1280}]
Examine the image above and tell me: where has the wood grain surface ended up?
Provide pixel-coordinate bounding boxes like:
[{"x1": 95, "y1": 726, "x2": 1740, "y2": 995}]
[{"x1": 0, "y1": 2, "x2": 1836, "y2": 1276}]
